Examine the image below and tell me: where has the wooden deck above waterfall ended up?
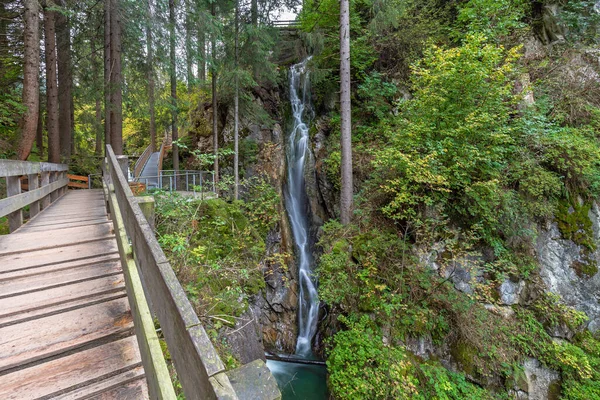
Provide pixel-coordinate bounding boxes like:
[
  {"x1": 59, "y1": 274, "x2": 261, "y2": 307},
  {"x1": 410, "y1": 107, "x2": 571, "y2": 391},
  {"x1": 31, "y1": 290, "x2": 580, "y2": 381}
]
[
  {"x1": 0, "y1": 189, "x2": 149, "y2": 399},
  {"x1": 0, "y1": 152, "x2": 281, "y2": 400}
]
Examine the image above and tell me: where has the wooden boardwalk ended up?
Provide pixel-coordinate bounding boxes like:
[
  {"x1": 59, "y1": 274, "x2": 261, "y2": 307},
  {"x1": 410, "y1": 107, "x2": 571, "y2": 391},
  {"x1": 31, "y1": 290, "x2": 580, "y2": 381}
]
[{"x1": 0, "y1": 189, "x2": 148, "y2": 399}]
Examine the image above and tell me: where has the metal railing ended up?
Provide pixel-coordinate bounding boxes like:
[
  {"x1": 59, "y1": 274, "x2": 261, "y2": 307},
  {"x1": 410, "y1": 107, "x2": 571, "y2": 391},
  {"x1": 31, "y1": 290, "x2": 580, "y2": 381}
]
[
  {"x1": 136, "y1": 170, "x2": 216, "y2": 196},
  {"x1": 134, "y1": 143, "x2": 153, "y2": 178}
]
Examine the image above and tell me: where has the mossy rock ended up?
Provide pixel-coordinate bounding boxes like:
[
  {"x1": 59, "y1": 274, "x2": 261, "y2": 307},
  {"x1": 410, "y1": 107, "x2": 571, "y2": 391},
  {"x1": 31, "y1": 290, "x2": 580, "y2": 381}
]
[
  {"x1": 547, "y1": 379, "x2": 562, "y2": 400},
  {"x1": 450, "y1": 340, "x2": 477, "y2": 377},
  {"x1": 570, "y1": 258, "x2": 598, "y2": 278},
  {"x1": 556, "y1": 199, "x2": 596, "y2": 252}
]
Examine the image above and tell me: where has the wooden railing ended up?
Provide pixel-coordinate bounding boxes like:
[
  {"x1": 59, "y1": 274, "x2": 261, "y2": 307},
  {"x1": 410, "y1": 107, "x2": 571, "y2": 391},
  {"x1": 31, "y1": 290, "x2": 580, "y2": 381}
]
[
  {"x1": 0, "y1": 160, "x2": 68, "y2": 232},
  {"x1": 134, "y1": 143, "x2": 153, "y2": 178},
  {"x1": 272, "y1": 19, "x2": 300, "y2": 27},
  {"x1": 103, "y1": 145, "x2": 280, "y2": 400},
  {"x1": 67, "y1": 174, "x2": 90, "y2": 189}
]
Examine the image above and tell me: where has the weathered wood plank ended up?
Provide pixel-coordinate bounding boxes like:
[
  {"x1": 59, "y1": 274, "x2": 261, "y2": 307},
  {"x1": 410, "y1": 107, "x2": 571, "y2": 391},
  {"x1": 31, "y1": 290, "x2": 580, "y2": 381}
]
[
  {"x1": 0, "y1": 290, "x2": 127, "y2": 328},
  {"x1": 7, "y1": 175, "x2": 22, "y2": 232},
  {"x1": 0, "y1": 222, "x2": 114, "y2": 256},
  {"x1": 28, "y1": 173, "x2": 40, "y2": 217},
  {"x1": 0, "y1": 297, "x2": 134, "y2": 373},
  {"x1": 0, "y1": 160, "x2": 67, "y2": 177},
  {"x1": 19, "y1": 218, "x2": 110, "y2": 233},
  {"x1": 85, "y1": 378, "x2": 150, "y2": 400},
  {"x1": 0, "y1": 275, "x2": 126, "y2": 322},
  {"x1": 0, "y1": 336, "x2": 142, "y2": 400},
  {"x1": 67, "y1": 174, "x2": 89, "y2": 182},
  {"x1": 28, "y1": 211, "x2": 108, "y2": 225},
  {"x1": 40, "y1": 171, "x2": 50, "y2": 209},
  {"x1": 24, "y1": 216, "x2": 109, "y2": 229},
  {"x1": 0, "y1": 260, "x2": 122, "y2": 297},
  {"x1": 0, "y1": 177, "x2": 68, "y2": 220},
  {"x1": 68, "y1": 181, "x2": 89, "y2": 189},
  {"x1": 0, "y1": 239, "x2": 118, "y2": 275},
  {"x1": 55, "y1": 366, "x2": 146, "y2": 400}
]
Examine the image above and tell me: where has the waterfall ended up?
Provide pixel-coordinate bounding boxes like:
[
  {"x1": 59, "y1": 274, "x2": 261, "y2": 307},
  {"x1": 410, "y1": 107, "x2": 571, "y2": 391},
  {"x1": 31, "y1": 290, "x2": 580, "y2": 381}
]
[{"x1": 285, "y1": 57, "x2": 319, "y2": 357}]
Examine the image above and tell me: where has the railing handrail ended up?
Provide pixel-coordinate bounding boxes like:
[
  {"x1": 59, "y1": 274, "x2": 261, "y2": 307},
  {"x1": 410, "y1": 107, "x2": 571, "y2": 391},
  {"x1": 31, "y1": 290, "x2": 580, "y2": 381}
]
[
  {"x1": 134, "y1": 144, "x2": 153, "y2": 178},
  {"x1": 103, "y1": 145, "x2": 242, "y2": 399},
  {"x1": 272, "y1": 19, "x2": 300, "y2": 27},
  {"x1": 0, "y1": 160, "x2": 68, "y2": 232},
  {"x1": 0, "y1": 159, "x2": 68, "y2": 176}
]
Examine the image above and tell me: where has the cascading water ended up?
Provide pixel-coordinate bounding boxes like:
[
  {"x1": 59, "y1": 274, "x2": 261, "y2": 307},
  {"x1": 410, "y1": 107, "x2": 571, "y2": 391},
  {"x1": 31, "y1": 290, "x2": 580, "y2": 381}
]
[
  {"x1": 285, "y1": 57, "x2": 319, "y2": 357},
  {"x1": 266, "y1": 57, "x2": 327, "y2": 399}
]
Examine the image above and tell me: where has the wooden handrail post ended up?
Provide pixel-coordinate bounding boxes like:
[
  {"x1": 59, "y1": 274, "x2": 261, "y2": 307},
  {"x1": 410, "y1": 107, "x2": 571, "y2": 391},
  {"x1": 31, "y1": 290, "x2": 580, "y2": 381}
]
[
  {"x1": 28, "y1": 173, "x2": 40, "y2": 217},
  {"x1": 7, "y1": 176, "x2": 22, "y2": 232},
  {"x1": 41, "y1": 172, "x2": 50, "y2": 209},
  {"x1": 117, "y1": 156, "x2": 129, "y2": 182},
  {"x1": 49, "y1": 172, "x2": 58, "y2": 202},
  {"x1": 136, "y1": 196, "x2": 155, "y2": 231}
]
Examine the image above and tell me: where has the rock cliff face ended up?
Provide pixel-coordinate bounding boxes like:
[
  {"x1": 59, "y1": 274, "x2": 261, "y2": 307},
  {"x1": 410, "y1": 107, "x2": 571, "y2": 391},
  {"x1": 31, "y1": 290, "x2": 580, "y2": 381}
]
[{"x1": 536, "y1": 203, "x2": 600, "y2": 332}]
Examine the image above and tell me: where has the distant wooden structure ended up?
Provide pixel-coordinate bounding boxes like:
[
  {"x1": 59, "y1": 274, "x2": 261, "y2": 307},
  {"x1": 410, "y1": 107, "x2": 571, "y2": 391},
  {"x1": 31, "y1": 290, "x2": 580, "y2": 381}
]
[{"x1": 0, "y1": 151, "x2": 281, "y2": 400}]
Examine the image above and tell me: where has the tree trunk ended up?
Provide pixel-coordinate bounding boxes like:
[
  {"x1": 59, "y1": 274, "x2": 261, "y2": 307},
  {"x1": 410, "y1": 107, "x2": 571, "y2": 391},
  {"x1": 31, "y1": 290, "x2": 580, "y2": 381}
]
[
  {"x1": 339, "y1": 0, "x2": 353, "y2": 224},
  {"x1": 36, "y1": 92, "x2": 44, "y2": 158},
  {"x1": 185, "y1": 0, "x2": 194, "y2": 92},
  {"x1": 234, "y1": 0, "x2": 239, "y2": 200},
  {"x1": 110, "y1": 0, "x2": 123, "y2": 155},
  {"x1": 103, "y1": 0, "x2": 111, "y2": 153},
  {"x1": 91, "y1": 36, "x2": 102, "y2": 155},
  {"x1": 44, "y1": 6, "x2": 60, "y2": 164},
  {"x1": 16, "y1": 0, "x2": 40, "y2": 161},
  {"x1": 211, "y1": 2, "x2": 218, "y2": 187},
  {"x1": 197, "y1": 28, "x2": 205, "y2": 81},
  {"x1": 56, "y1": 3, "x2": 72, "y2": 161},
  {"x1": 169, "y1": 0, "x2": 179, "y2": 171},
  {"x1": 147, "y1": 0, "x2": 156, "y2": 153}
]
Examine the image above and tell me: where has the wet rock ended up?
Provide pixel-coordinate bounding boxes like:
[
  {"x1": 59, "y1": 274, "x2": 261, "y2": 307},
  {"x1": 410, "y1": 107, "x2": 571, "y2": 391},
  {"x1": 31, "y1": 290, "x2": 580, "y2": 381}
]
[
  {"x1": 226, "y1": 307, "x2": 266, "y2": 364},
  {"x1": 523, "y1": 358, "x2": 561, "y2": 400}
]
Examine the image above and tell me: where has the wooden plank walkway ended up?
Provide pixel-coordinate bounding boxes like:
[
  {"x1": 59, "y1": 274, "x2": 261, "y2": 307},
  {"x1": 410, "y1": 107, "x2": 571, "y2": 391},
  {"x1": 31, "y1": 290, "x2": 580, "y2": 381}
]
[{"x1": 0, "y1": 189, "x2": 149, "y2": 399}]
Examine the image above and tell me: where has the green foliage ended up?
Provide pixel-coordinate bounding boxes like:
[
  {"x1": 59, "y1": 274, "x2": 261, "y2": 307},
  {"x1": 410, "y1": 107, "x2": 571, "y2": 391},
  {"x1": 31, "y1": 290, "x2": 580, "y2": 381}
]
[
  {"x1": 327, "y1": 314, "x2": 497, "y2": 399},
  {"x1": 154, "y1": 188, "x2": 278, "y2": 323},
  {"x1": 455, "y1": 0, "x2": 529, "y2": 40},
  {"x1": 327, "y1": 315, "x2": 419, "y2": 399}
]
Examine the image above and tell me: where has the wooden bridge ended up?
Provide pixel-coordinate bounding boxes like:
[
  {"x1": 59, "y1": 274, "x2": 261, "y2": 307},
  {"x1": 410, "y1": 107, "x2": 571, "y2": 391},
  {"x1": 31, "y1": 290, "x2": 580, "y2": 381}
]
[{"x1": 0, "y1": 146, "x2": 280, "y2": 400}]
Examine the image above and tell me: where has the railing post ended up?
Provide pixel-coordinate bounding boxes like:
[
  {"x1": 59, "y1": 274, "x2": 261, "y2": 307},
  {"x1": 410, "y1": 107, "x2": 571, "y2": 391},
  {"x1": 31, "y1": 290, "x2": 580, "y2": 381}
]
[
  {"x1": 136, "y1": 196, "x2": 155, "y2": 231},
  {"x1": 49, "y1": 171, "x2": 58, "y2": 202},
  {"x1": 41, "y1": 171, "x2": 50, "y2": 209},
  {"x1": 185, "y1": 171, "x2": 189, "y2": 192},
  {"x1": 28, "y1": 173, "x2": 40, "y2": 218},
  {"x1": 60, "y1": 171, "x2": 67, "y2": 196},
  {"x1": 116, "y1": 155, "x2": 129, "y2": 182},
  {"x1": 7, "y1": 175, "x2": 22, "y2": 232}
]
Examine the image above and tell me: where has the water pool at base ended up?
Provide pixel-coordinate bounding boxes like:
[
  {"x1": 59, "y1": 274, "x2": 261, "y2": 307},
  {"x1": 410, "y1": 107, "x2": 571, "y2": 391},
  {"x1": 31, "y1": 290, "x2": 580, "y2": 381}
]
[{"x1": 266, "y1": 360, "x2": 328, "y2": 400}]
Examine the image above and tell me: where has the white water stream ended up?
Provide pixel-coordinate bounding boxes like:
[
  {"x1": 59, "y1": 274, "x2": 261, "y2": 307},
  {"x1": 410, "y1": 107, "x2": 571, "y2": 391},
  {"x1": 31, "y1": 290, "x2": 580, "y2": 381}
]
[{"x1": 285, "y1": 57, "x2": 319, "y2": 357}]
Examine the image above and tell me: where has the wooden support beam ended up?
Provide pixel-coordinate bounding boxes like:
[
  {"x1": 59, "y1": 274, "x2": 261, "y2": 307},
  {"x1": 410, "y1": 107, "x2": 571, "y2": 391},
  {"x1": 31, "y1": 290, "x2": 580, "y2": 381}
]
[
  {"x1": 7, "y1": 176, "x2": 22, "y2": 233},
  {"x1": 41, "y1": 172, "x2": 50, "y2": 209},
  {"x1": 28, "y1": 174, "x2": 40, "y2": 217}
]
